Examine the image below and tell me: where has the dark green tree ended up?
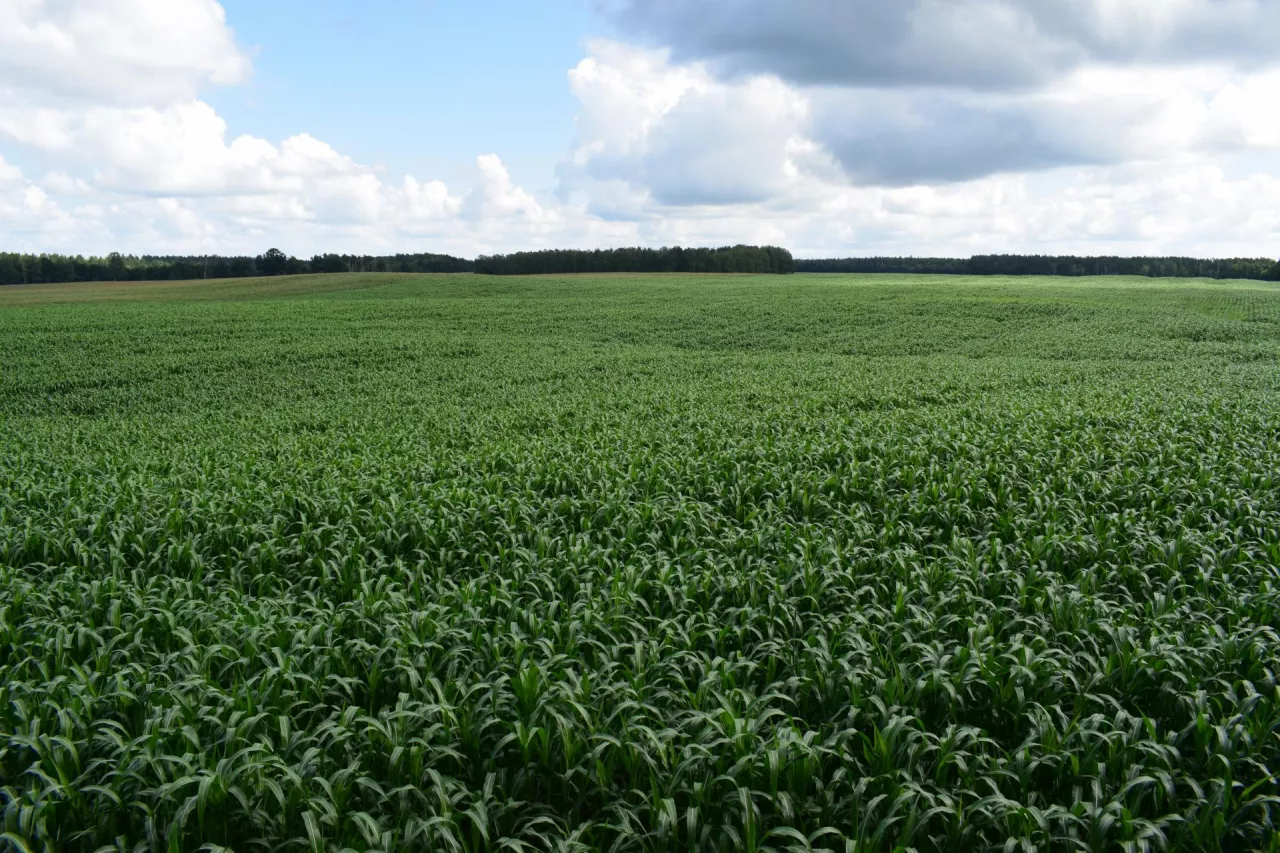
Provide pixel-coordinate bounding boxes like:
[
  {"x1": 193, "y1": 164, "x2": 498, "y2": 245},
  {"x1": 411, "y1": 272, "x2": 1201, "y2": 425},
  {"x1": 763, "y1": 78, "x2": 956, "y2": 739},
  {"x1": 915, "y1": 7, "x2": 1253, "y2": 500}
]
[
  {"x1": 795, "y1": 255, "x2": 1279, "y2": 280},
  {"x1": 474, "y1": 245, "x2": 795, "y2": 275},
  {"x1": 259, "y1": 248, "x2": 289, "y2": 276},
  {"x1": 107, "y1": 252, "x2": 126, "y2": 281}
]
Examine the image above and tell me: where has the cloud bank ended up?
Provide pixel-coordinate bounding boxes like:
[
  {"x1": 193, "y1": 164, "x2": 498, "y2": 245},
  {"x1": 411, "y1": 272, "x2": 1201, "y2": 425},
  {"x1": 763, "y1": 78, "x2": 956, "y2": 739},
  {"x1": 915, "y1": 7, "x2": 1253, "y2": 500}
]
[
  {"x1": 607, "y1": 0, "x2": 1280, "y2": 88},
  {"x1": 0, "y1": 0, "x2": 1278, "y2": 258}
]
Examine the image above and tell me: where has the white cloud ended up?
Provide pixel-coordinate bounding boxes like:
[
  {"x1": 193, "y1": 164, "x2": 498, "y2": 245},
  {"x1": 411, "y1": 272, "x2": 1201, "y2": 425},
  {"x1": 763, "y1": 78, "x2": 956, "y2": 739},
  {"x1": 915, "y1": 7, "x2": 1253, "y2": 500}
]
[
  {"x1": 399, "y1": 176, "x2": 461, "y2": 224},
  {"x1": 0, "y1": 152, "x2": 79, "y2": 245},
  {"x1": 0, "y1": 155, "x2": 23, "y2": 188},
  {"x1": 606, "y1": 0, "x2": 1280, "y2": 88},
  {"x1": 562, "y1": 41, "x2": 1280, "y2": 189},
  {"x1": 562, "y1": 42, "x2": 840, "y2": 211},
  {"x1": 0, "y1": 0, "x2": 250, "y2": 105},
  {"x1": 0, "y1": 101, "x2": 391, "y2": 201},
  {"x1": 798, "y1": 62, "x2": 1280, "y2": 185},
  {"x1": 553, "y1": 41, "x2": 1280, "y2": 257},
  {"x1": 0, "y1": 1, "x2": 582, "y2": 256},
  {"x1": 0, "y1": 0, "x2": 1276, "y2": 260},
  {"x1": 463, "y1": 155, "x2": 556, "y2": 223}
]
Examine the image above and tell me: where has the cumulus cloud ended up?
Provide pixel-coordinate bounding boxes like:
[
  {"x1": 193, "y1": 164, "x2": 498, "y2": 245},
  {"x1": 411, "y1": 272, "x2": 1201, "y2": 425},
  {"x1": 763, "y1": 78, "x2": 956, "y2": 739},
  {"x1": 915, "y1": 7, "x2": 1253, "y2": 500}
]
[
  {"x1": 0, "y1": 1, "x2": 582, "y2": 256},
  {"x1": 562, "y1": 41, "x2": 1280, "y2": 193},
  {"x1": 0, "y1": 152, "x2": 78, "y2": 244},
  {"x1": 584, "y1": 2, "x2": 1280, "y2": 190},
  {"x1": 828, "y1": 161, "x2": 1280, "y2": 258},
  {"x1": 0, "y1": 96, "x2": 413, "y2": 235},
  {"x1": 0, "y1": 0, "x2": 1276, "y2": 259},
  {"x1": 807, "y1": 64, "x2": 1280, "y2": 185},
  {"x1": 562, "y1": 42, "x2": 840, "y2": 210},
  {"x1": 593, "y1": 0, "x2": 1280, "y2": 198},
  {"x1": 0, "y1": 0, "x2": 250, "y2": 105},
  {"x1": 399, "y1": 177, "x2": 460, "y2": 224},
  {"x1": 556, "y1": 40, "x2": 1280, "y2": 257},
  {"x1": 463, "y1": 155, "x2": 556, "y2": 223},
  {"x1": 605, "y1": 0, "x2": 1280, "y2": 89}
]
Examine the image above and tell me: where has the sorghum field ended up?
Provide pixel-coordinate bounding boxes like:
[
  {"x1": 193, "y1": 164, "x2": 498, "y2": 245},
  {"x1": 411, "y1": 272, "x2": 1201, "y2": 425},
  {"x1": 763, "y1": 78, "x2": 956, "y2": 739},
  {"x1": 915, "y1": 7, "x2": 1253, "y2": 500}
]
[{"x1": 2, "y1": 272, "x2": 1280, "y2": 853}]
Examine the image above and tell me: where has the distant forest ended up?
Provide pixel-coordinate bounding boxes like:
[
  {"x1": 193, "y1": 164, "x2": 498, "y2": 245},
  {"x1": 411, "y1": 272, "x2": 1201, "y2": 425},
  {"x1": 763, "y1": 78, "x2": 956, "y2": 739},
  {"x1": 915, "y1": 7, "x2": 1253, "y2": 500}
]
[
  {"x1": 0, "y1": 245, "x2": 792, "y2": 283},
  {"x1": 2, "y1": 247, "x2": 1279, "y2": 284},
  {"x1": 795, "y1": 255, "x2": 1280, "y2": 281},
  {"x1": 474, "y1": 245, "x2": 796, "y2": 275},
  {"x1": 0, "y1": 249, "x2": 472, "y2": 285}
]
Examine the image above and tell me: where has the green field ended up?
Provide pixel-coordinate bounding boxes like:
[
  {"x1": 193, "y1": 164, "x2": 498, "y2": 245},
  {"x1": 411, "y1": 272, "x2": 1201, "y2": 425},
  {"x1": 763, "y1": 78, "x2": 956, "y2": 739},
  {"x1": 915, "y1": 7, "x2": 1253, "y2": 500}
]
[{"x1": 3, "y1": 272, "x2": 1280, "y2": 852}]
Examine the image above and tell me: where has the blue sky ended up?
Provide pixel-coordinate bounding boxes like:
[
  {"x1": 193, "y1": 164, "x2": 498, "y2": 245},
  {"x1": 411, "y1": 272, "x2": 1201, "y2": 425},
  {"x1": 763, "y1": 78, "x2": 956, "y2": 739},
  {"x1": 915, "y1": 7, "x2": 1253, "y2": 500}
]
[
  {"x1": 0, "y1": 0, "x2": 1278, "y2": 258},
  {"x1": 210, "y1": 0, "x2": 596, "y2": 191}
]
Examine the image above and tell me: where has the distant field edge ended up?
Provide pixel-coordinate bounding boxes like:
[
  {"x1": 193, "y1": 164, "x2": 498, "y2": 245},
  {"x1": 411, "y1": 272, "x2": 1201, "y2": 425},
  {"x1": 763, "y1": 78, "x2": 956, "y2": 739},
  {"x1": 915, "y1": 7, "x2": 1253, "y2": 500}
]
[{"x1": 4, "y1": 269, "x2": 1280, "y2": 308}]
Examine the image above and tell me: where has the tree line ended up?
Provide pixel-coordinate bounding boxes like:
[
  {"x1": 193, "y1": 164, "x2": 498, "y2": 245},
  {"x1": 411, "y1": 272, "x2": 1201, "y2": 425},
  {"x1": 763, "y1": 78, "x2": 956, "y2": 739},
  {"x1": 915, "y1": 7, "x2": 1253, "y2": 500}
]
[
  {"x1": 473, "y1": 245, "x2": 796, "y2": 275},
  {"x1": 4, "y1": 247, "x2": 1278, "y2": 285},
  {"x1": 796, "y1": 255, "x2": 1280, "y2": 281},
  {"x1": 0, "y1": 245, "x2": 792, "y2": 283},
  {"x1": 0, "y1": 250, "x2": 473, "y2": 285}
]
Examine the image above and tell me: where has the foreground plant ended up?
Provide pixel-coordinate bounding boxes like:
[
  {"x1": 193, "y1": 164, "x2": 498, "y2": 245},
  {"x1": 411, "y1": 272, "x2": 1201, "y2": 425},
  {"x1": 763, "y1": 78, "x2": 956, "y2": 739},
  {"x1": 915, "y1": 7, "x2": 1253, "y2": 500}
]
[{"x1": 2, "y1": 272, "x2": 1279, "y2": 852}]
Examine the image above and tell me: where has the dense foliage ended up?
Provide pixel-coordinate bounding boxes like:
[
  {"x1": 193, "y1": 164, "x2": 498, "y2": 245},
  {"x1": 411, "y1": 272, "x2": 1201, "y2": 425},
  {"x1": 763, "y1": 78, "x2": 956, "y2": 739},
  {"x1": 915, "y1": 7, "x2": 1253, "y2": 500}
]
[
  {"x1": 0, "y1": 250, "x2": 473, "y2": 285},
  {"x1": 7, "y1": 249, "x2": 1279, "y2": 285},
  {"x1": 2, "y1": 273, "x2": 1280, "y2": 852},
  {"x1": 304, "y1": 253, "x2": 475, "y2": 276},
  {"x1": 473, "y1": 246, "x2": 796, "y2": 275},
  {"x1": 796, "y1": 255, "x2": 1280, "y2": 281},
  {"x1": 795, "y1": 257, "x2": 972, "y2": 275}
]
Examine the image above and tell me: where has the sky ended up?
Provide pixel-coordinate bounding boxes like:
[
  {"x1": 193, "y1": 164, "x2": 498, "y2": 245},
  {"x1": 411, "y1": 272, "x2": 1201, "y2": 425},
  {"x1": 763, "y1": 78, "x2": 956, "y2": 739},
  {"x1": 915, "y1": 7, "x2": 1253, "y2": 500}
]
[{"x1": 1, "y1": 0, "x2": 1279, "y2": 259}]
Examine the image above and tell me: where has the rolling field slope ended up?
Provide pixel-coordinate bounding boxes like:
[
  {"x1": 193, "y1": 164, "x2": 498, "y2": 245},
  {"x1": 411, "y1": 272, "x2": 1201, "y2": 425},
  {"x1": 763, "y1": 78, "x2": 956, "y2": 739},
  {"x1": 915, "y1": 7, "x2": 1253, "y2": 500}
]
[{"x1": 2, "y1": 273, "x2": 1280, "y2": 851}]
